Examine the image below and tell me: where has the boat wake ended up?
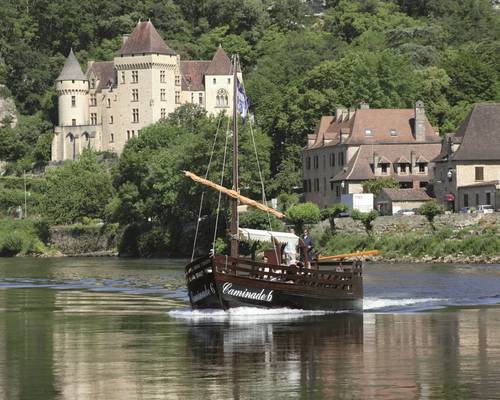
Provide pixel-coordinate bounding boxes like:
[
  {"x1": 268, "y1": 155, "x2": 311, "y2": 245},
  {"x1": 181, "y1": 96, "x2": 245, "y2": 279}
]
[
  {"x1": 168, "y1": 307, "x2": 336, "y2": 323},
  {"x1": 363, "y1": 297, "x2": 444, "y2": 312}
]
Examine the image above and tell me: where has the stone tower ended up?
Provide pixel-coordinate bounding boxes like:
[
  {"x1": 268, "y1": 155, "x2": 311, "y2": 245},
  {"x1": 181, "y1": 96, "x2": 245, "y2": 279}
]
[
  {"x1": 415, "y1": 100, "x2": 426, "y2": 142},
  {"x1": 56, "y1": 49, "x2": 89, "y2": 128}
]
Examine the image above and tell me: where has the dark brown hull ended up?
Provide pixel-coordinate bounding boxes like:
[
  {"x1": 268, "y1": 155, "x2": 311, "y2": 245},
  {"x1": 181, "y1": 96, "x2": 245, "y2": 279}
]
[{"x1": 186, "y1": 255, "x2": 363, "y2": 311}]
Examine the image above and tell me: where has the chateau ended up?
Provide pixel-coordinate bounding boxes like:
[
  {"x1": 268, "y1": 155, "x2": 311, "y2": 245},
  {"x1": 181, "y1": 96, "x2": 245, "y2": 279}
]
[{"x1": 51, "y1": 21, "x2": 240, "y2": 161}]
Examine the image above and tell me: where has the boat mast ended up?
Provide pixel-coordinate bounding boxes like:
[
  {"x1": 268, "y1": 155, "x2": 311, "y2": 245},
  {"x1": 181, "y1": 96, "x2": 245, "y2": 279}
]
[{"x1": 230, "y1": 55, "x2": 239, "y2": 258}]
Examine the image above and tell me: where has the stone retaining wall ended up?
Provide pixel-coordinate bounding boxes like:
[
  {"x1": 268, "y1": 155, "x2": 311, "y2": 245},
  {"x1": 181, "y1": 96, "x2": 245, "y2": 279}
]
[{"x1": 50, "y1": 224, "x2": 118, "y2": 256}]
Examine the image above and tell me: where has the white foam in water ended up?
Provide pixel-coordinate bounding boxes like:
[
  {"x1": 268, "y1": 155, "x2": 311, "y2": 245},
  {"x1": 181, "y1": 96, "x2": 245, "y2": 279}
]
[
  {"x1": 168, "y1": 307, "x2": 334, "y2": 323},
  {"x1": 363, "y1": 297, "x2": 443, "y2": 311}
]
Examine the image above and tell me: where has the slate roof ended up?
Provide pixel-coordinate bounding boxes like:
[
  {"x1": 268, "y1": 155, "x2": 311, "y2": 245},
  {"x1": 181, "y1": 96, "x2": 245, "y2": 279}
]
[
  {"x1": 56, "y1": 49, "x2": 87, "y2": 81},
  {"x1": 116, "y1": 21, "x2": 176, "y2": 56},
  {"x1": 205, "y1": 46, "x2": 233, "y2": 75},
  {"x1": 450, "y1": 104, "x2": 500, "y2": 161},
  {"x1": 307, "y1": 107, "x2": 440, "y2": 150},
  {"x1": 180, "y1": 60, "x2": 210, "y2": 91},
  {"x1": 332, "y1": 143, "x2": 441, "y2": 182},
  {"x1": 87, "y1": 62, "x2": 116, "y2": 92},
  {"x1": 380, "y1": 188, "x2": 431, "y2": 202}
]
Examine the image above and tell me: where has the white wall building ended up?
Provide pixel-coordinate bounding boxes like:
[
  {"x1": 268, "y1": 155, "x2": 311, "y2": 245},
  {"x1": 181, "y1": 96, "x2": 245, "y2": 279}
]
[{"x1": 52, "y1": 21, "x2": 241, "y2": 161}]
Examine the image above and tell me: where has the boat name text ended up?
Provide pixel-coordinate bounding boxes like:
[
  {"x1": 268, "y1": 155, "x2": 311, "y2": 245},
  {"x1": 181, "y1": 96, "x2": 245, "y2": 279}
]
[
  {"x1": 222, "y1": 282, "x2": 273, "y2": 302},
  {"x1": 191, "y1": 283, "x2": 215, "y2": 303}
]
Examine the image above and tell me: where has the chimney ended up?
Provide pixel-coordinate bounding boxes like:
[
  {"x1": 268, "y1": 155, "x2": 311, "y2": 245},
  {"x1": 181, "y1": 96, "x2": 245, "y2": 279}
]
[
  {"x1": 373, "y1": 152, "x2": 380, "y2": 174},
  {"x1": 336, "y1": 107, "x2": 347, "y2": 122},
  {"x1": 87, "y1": 60, "x2": 95, "y2": 70},
  {"x1": 410, "y1": 151, "x2": 416, "y2": 171},
  {"x1": 348, "y1": 108, "x2": 356, "y2": 120},
  {"x1": 359, "y1": 101, "x2": 369, "y2": 109},
  {"x1": 122, "y1": 34, "x2": 130, "y2": 45},
  {"x1": 415, "y1": 100, "x2": 426, "y2": 142}
]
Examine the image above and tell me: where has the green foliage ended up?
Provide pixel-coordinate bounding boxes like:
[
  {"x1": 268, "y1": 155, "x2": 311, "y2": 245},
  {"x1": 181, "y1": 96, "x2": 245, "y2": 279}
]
[
  {"x1": 277, "y1": 192, "x2": 299, "y2": 212},
  {"x1": 0, "y1": 217, "x2": 49, "y2": 256},
  {"x1": 286, "y1": 202, "x2": 321, "y2": 233},
  {"x1": 320, "y1": 203, "x2": 348, "y2": 230},
  {"x1": 419, "y1": 200, "x2": 445, "y2": 229},
  {"x1": 239, "y1": 209, "x2": 284, "y2": 231},
  {"x1": 40, "y1": 150, "x2": 114, "y2": 224},
  {"x1": 111, "y1": 104, "x2": 271, "y2": 256},
  {"x1": 351, "y1": 209, "x2": 379, "y2": 234},
  {"x1": 362, "y1": 177, "x2": 400, "y2": 197}
]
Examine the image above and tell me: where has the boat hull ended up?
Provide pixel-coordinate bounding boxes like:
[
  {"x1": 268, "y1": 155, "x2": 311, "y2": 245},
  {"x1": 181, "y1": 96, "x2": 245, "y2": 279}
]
[{"x1": 186, "y1": 255, "x2": 363, "y2": 311}]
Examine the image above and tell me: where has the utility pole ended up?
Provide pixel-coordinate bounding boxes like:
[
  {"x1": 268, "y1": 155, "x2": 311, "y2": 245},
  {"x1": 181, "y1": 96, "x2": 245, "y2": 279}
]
[{"x1": 23, "y1": 170, "x2": 27, "y2": 219}]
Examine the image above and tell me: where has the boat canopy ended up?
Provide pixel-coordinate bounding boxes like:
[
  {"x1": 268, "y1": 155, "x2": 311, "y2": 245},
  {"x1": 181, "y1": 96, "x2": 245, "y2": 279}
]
[{"x1": 238, "y1": 228, "x2": 299, "y2": 247}]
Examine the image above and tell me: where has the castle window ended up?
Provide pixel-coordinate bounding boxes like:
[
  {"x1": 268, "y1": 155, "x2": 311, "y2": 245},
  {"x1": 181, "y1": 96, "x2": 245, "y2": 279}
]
[
  {"x1": 109, "y1": 115, "x2": 113, "y2": 124},
  {"x1": 313, "y1": 156, "x2": 318, "y2": 169},
  {"x1": 132, "y1": 89, "x2": 138, "y2": 102},
  {"x1": 127, "y1": 130, "x2": 131, "y2": 140},
  {"x1": 160, "y1": 70, "x2": 166, "y2": 83},
  {"x1": 475, "y1": 193, "x2": 480, "y2": 206},
  {"x1": 132, "y1": 71, "x2": 138, "y2": 83},
  {"x1": 121, "y1": 71, "x2": 125, "y2": 84},
  {"x1": 71, "y1": 96, "x2": 76, "y2": 107},
  {"x1": 110, "y1": 133, "x2": 114, "y2": 143},
  {"x1": 330, "y1": 153, "x2": 335, "y2": 167},
  {"x1": 213, "y1": 78, "x2": 216, "y2": 84},
  {"x1": 161, "y1": 108, "x2": 166, "y2": 119},
  {"x1": 339, "y1": 152, "x2": 344, "y2": 166},
  {"x1": 216, "y1": 89, "x2": 228, "y2": 107},
  {"x1": 175, "y1": 91, "x2": 180, "y2": 104},
  {"x1": 90, "y1": 94, "x2": 96, "y2": 106},
  {"x1": 72, "y1": 119, "x2": 76, "y2": 126},
  {"x1": 90, "y1": 113, "x2": 97, "y2": 125},
  {"x1": 199, "y1": 93, "x2": 203, "y2": 105},
  {"x1": 228, "y1": 78, "x2": 231, "y2": 84},
  {"x1": 107, "y1": 98, "x2": 111, "y2": 108},
  {"x1": 161, "y1": 89, "x2": 166, "y2": 101},
  {"x1": 175, "y1": 75, "x2": 180, "y2": 86},
  {"x1": 475, "y1": 166, "x2": 484, "y2": 181},
  {"x1": 132, "y1": 108, "x2": 139, "y2": 123}
]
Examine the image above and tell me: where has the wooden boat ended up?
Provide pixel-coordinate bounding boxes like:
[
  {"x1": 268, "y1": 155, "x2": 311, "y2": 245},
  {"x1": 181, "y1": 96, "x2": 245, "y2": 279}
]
[{"x1": 184, "y1": 56, "x2": 374, "y2": 311}]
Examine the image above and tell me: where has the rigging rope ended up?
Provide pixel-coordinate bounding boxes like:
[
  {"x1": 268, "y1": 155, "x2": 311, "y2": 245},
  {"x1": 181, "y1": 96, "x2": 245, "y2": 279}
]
[{"x1": 190, "y1": 113, "x2": 224, "y2": 261}]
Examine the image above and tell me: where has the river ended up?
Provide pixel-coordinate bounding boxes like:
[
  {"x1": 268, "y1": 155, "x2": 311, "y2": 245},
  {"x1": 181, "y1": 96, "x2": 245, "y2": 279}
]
[{"x1": 1, "y1": 258, "x2": 500, "y2": 399}]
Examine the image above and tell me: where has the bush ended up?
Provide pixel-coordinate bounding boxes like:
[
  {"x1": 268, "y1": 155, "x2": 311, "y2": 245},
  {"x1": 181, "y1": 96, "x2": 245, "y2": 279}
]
[
  {"x1": 0, "y1": 232, "x2": 23, "y2": 256},
  {"x1": 286, "y1": 202, "x2": 321, "y2": 233}
]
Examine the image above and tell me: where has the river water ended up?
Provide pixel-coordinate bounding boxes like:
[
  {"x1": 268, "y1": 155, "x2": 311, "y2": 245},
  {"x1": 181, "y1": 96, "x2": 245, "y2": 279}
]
[{"x1": 1, "y1": 258, "x2": 500, "y2": 400}]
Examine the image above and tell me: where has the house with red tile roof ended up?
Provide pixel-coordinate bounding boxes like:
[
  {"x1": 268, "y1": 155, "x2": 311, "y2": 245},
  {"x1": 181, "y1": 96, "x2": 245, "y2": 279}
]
[
  {"x1": 52, "y1": 21, "x2": 241, "y2": 162},
  {"x1": 432, "y1": 103, "x2": 500, "y2": 211},
  {"x1": 302, "y1": 101, "x2": 441, "y2": 208}
]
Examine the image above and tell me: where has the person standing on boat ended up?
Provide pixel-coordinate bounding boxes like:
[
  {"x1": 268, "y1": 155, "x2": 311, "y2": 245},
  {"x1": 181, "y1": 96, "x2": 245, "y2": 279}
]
[
  {"x1": 300, "y1": 228, "x2": 314, "y2": 268},
  {"x1": 283, "y1": 228, "x2": 298, "y2": 265}
]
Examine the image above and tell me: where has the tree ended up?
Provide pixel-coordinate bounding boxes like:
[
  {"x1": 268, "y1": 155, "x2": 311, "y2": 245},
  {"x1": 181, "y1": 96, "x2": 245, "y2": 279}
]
[
  {"x1": 239, "y1": 209, "x2": 283, "y2": 231},
  {"x1": 362, "y1": 177, "x2": 400, "y2": 197},
  {"x1": 419, "y1": 200, "x2": 444, "y2": 230},
  {"x1": 286, "y1": 202, "x2": 321, "y2": 233},
  {"x1": 39, "y1": 150, "x2": 114, "y2": 224},
  {"x1": 351, "y1": 209, "x2": 378, "y2": 235},
  {"x1": 320, "y1": 203, "x2": 348, "y2": 231}
]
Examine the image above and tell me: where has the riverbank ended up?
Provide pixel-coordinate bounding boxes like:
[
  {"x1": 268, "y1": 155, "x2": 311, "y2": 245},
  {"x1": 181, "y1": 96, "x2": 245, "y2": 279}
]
[{"x1": 316, "y1": 213, "x2": 500, "y2": 264}]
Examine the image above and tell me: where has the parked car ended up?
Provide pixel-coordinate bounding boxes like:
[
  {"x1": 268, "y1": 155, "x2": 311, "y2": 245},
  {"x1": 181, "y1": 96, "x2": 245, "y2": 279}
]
[
  {"x1": 478, "y1": 205, "x2": 494, "y2": 214},
  {"x1": 396, "y1": 209, "x2": 416, "y2": 216}
]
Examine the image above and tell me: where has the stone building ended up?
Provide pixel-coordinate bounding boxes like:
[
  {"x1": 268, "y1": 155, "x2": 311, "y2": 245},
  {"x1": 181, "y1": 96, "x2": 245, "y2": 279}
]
[
  {"x1": 51, "y1": 21, "x2": 240, "y2": 162},
  {"x1": 433, "y1": 103, "x2": 500, "y2": 211},
  {"x1": 376, "y1": 188, "x2": 431, "y2": 215},
  {"x1": 302, "y1": 102, "x2": 441, "y2": 208}
]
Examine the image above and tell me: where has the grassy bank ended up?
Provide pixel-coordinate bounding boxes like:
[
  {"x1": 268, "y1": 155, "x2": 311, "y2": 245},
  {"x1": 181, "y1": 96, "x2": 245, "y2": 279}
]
[
  {"x1": 319, "y1": 223, "x2": 500, "y2": 262},
  {"x1": 0, "y1": 217, "x2": 49, "y2": 256}
]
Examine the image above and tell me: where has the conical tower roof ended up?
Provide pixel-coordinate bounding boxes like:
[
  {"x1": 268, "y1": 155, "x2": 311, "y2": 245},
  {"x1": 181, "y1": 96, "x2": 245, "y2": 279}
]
[
  {"x1": 205, "y1": 45, "x2": 233, "y2": 75},
  {"x1": 116, "y1": 21, "x2": 176, "y2": 56},
  {"x1": 56, "y1": 49, "x2": 87, "y2": 81}
]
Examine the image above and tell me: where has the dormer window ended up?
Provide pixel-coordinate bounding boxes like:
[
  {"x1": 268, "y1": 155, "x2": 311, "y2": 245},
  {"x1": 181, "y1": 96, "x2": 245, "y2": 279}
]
[
  {"x1": 364, "y1": 128, "x2": 372, "y2": 136},
  {"x1": 380, "y1": 163, "x2": 389, "y2": 174},
  {"x1": 418, "y1": 163, "x2": 427, "y2": 173},
  {"x1": 400, "y1": 164, "x2": 407, "y2": 173},
  {"x1": 390, "y1": 129, "x2": 397, "y2": 136}
]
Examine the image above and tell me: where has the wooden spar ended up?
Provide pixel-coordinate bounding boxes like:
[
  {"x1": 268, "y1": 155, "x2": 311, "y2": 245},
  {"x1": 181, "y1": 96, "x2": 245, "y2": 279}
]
[
  {"x1": 231, "y1": 55, "x2": 239, "y2": 258},
  {"x1": 318, "y1": 250, "x2": 381, "y2": 261},
  {"x1": 183, "y1": 170, "x2": 285, "y2": 219}
]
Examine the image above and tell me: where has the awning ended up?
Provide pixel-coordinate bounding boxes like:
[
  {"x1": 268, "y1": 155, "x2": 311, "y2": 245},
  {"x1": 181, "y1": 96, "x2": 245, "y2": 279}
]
[
  {"x1": 444, "y1": 193, "x2": 455, "y2": 201},
  {"x1": 238, "y1": 228, "x2": 299, "y2": 248}
]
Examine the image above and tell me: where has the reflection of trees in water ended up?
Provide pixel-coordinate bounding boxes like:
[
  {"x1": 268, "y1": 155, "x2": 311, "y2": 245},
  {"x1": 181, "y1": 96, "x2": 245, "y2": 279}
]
[{"x1": 186, "y1": 314, "x2": 364, "y2": 397}]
